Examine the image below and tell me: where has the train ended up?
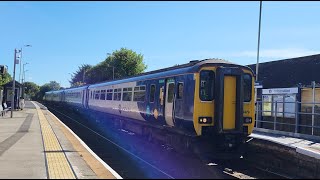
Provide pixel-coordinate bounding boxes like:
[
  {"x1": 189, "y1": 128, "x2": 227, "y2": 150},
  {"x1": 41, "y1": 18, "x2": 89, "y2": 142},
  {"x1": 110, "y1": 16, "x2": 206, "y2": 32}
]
[{"x1": 44, "y1": 59, "x2": 255, "y2": 152}]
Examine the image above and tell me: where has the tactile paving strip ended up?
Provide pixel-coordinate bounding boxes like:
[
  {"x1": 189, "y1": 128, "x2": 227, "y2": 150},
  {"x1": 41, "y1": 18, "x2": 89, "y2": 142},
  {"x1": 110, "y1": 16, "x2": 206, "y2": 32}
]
[{"x1": 33, "y1": 102, "x2": 76, "y2": 179}]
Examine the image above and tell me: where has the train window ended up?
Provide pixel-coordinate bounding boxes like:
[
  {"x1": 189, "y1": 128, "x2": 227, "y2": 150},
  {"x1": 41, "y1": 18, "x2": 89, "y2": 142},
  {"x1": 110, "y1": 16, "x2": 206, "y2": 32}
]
[
  {"x1": 122, "y1": 87, "x2": 133, "y2": 101},
  {"x1": 150, "y1": 84, "x2": 156, "y2": 103},
  {"x1": 167, "y1": 83, "x2": 175, "y2": 103},
  {"x1": 177, "y1": 82, "x2": 183, "y2": 99},
  {"x1": 95, "y1": 90, "x2": 100, "y2": 100},
  {"x1": 159, "y1": 86, "x2": 164, "y2": 105},
  {"x1": 100, "y1": 90, "x2": 106, "y2": 100},
  {"x1": 113, "y1": 89, "x2": 118, "y2": 100},
  {"x1": 133, "y1": 85, "x2": 146, "y2": 102},
  {"x1": 243, "y1": 74, "x2": 252, "y2": 102},
  {"x1": 106, "y1": 89, "x2": 113, "y2": 100},
  {"x1": 200, "y1": 70, "x2": 214, "y2": 101},
  {"x1": 113, "y1": 88, "x2": 122, "y2": 101}
]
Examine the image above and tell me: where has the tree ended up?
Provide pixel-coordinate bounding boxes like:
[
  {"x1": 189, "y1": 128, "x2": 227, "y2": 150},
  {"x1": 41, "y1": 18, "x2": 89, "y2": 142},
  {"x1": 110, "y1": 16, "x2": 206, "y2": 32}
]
[
  {"x1": 69, "y1": 48, "x2": 147, "y2": 85},
  {"x1": 24, "y1": 81, "x2": 40, "y2": 100},
  {"x1": 109, "y1": 48, "x2": 147, "y2": 79},
  {"x1": 0, "y1": 71, "x2": 12, "y2": 89},
  {"x1": 84, "y1": 48, "x2": 147, "y2": 84},
  {"x1": 69, "y1": 64, "x2": 92, "y2": 87},
  {"x1": 36, "y1": 81, "x2": 61, "y2": 100}
]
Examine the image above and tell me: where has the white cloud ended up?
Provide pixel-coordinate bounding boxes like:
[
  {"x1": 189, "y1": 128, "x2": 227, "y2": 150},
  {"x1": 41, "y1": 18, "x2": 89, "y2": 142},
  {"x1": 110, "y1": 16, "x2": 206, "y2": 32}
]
[{"x1": 233, "y1": 48, "x2": 320, "y2": 59}]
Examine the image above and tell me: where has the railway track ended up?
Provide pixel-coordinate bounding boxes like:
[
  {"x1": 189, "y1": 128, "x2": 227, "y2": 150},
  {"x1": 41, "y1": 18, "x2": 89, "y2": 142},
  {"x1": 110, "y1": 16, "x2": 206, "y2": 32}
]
[{"x1": 43, "y1": 102, "x2": 291, "y2": 179}]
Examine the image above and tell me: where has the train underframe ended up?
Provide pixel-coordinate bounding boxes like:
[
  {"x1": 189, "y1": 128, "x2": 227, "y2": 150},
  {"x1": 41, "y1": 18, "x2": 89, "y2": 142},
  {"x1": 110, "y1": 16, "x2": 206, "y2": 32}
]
[{"x1": 44, "y1": 101, "x2": 249, "y2": 159}]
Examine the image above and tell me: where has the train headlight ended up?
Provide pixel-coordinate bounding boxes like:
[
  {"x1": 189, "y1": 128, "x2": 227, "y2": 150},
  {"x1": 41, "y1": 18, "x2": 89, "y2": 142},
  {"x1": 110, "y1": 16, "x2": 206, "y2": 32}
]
[
  {"x1": 244, "y1": 117, "x2": 252, "y2": 124},
  {"x1": 199, "y1": 117, "x2": 212, "y2": 124}
]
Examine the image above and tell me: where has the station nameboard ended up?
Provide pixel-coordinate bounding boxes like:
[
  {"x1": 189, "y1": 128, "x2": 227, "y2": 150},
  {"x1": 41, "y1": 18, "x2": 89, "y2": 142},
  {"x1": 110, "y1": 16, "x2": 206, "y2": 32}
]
[{"x1": 262, "y1": 87, "x2": 298, "y2": 95}]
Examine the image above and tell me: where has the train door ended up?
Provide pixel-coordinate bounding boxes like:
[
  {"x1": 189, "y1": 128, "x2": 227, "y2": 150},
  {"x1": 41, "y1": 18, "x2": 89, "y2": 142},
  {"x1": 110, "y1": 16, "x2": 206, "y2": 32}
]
[
  {"x1": 223, "y1": 76, "x2": 237, "y2": 130},
  {"x1": 82, "y1": 90, "x2": 86, "y2": 108},
  {"x1": 84, "y1": 89, "x2": 89, "y2": 109},
  {"x1": 215, "y1": 67, "x2": 244, "y2": 133},
  {"x1": 164, "y1": 78, "x2": 175, "y2": 127}
]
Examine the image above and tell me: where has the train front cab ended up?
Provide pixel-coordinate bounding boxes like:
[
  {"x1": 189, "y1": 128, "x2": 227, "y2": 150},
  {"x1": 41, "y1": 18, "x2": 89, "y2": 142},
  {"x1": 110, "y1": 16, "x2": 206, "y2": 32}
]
[{"x1": 193, "y1": 65, "x2": 255, "y2": 150}]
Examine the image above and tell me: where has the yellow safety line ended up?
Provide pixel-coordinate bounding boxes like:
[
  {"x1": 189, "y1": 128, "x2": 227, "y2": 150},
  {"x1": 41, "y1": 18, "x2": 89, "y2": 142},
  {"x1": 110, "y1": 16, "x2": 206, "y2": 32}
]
[{"x1": 33, "y1": 102, "x2": 76, "y2": 179}]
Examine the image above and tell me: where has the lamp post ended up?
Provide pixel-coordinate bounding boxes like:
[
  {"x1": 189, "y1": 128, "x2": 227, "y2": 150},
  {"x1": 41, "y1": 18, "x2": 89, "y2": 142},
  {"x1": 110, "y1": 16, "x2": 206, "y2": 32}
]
[
  {"x1": 21, "y1": 63, "x2": 29, "y2": 99},
  {"x1": 22, "y1": 63, "x2": 29, "y2": 83},
  {"x1": 255, "y1": 1, "x2": 263, "y2": 127},
  {"x1": 82, "y1": 69, "x2": 87, "y2": 84},
  {"x1": 18, "y1": 44, "x2": 32, "y2": 83},
  {"x1": 107, "y1": 53, "x2": 115, "y2": 80},
  {"x1": 11, "y1": 49, "x2": 21, "y2": 118}
]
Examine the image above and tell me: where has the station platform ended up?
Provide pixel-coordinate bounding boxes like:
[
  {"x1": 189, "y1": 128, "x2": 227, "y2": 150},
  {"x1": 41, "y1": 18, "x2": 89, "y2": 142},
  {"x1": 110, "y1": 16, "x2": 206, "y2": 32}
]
[
  {"x1": 0, "y1": 101, "x2": 122, "y2": 179},
  {"x1": 250, "y1": 130, "x2": 320, "y2": 160}
]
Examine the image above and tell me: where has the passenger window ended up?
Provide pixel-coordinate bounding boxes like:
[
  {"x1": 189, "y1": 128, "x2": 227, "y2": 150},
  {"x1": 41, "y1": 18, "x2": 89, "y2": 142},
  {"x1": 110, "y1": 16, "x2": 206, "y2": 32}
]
[
  {"x1": 167, "y1": 83, "x2": 175, "y2": 103},
  {"x1": 133, "y1": 86, "x2": 146, "y2": 102},
  {"x1": 113, "y1": 89, "x2": 118, "y2": 100},
  {"x1": 100, "y1": 90, "x2": 106, "y2": 100},
  {"x1": 177, "y1": 82, "x2": 183, "y2": 99},
  {"x1": 150, "y1": 84, "x2": 155, "y2": 103},
  {"x1": 200, "y1": 70, "x2": 214, "y2": 101},
  {"x1": 106, "y1": 89, "x2": 113, "y2": 100},
  {"x1": 95, "y1": 90, "x2": 100, "y2": 100},
  {"x1": 159, "y1": 86, "x2": 164, "y2": 105},
  {"x1": 113, "y1": 88, "x2": 122, "y2": 101},
  {"x1": 122, "y1": 87, "x2": 133, "y2": 101},
  {"x1": 243, "y1": 74, "x2": 252, "y2": 102},
  {"x1": 118, "y1": 88, "x2": 122, "y2": 101}
]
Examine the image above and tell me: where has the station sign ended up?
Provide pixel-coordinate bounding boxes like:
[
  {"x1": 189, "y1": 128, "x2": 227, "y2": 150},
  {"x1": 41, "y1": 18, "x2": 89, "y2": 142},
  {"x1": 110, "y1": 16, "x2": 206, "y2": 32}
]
[{"x1": 262, "y1": 87, "x2": 298, "y2": 95}]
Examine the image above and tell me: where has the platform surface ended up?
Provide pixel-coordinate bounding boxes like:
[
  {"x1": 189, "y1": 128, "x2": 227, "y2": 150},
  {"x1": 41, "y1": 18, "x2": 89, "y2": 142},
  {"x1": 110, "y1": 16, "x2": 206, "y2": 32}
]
[{"x1": 0, "y1": 101, "x2": 121, "y2": 179}]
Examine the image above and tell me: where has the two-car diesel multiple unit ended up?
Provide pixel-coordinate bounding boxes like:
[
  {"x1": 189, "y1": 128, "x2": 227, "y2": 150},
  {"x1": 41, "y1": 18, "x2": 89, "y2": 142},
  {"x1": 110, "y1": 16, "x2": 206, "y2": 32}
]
[{"x1": 44, "y1": 59, "x2": 255, "y2": 149}]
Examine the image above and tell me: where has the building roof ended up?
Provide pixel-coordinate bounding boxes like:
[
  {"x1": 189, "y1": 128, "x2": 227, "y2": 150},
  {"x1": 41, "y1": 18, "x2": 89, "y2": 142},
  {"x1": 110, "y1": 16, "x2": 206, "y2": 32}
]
[
  {"x1": 248, "y1": 54, "x2": 320, "y2": 88},
  {"x1": 3, "y1": 80, "x2": 22, "y2": 88}
]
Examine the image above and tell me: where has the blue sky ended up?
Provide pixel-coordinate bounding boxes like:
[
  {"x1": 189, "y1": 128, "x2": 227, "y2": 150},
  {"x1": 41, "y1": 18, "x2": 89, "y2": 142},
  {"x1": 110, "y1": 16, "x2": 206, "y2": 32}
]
[{"x1": 1, "y1": 1, "x2": 320, "y2": 88}]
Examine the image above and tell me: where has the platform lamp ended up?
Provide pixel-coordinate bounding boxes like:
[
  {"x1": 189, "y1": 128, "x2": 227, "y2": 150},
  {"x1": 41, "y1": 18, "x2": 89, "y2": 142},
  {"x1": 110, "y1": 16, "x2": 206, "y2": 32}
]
[
  {"x1": 107, "y1": 53, "x2": 115, "y2": 80},
  {"x1": 255, "y1": 1, "x2": 262, "y2": 127},
  {"x1": 11, "y1": 49, "x2": 21, "y2": 118},
  {"x1": 19, "y1": 44, "x2": 32, "y2": 84},
  {"x1": 22, "y1": 63, "x2": 29, "y2": 99}
]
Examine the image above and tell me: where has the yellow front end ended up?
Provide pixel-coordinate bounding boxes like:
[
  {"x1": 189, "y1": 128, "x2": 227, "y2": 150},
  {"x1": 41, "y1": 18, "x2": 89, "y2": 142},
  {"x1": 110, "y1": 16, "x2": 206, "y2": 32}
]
[{"x1": 193, "y1": 67, "x2": 255, "y2": 136}]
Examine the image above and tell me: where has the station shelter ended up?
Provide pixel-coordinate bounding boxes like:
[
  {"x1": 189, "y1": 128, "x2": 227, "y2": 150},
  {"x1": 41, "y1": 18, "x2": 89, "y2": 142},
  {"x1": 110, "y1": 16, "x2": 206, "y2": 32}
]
[{"x1": 2, "y1": 80, "x2": 22, "y2": 110}]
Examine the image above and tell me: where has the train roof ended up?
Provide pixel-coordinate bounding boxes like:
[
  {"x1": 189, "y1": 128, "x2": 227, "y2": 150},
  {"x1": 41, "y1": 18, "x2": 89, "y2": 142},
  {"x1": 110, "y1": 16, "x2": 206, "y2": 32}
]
[
  {"x1": 45, "y1": 89, "x2": 65, "y2": 94},
  {"x1": 63, "y1": 85, "x2": 88, "y2": 92},
  {"x1": 88, "y1": 58, "x2": 253, "y2": 89}
]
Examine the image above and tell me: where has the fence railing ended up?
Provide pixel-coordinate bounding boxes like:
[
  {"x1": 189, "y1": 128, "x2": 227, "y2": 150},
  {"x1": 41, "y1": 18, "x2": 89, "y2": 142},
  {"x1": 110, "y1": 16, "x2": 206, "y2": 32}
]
[{"x1": 255, "y1": 101, "x2": 320, "y2": 138}]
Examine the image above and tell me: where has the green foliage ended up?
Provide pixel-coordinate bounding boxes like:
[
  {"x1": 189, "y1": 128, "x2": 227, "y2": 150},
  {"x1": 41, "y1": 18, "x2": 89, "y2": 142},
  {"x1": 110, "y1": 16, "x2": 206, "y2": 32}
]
[
  {"x1": 70, "y1": 48, "x2": 147, "y2": 86},
  {"x1": 0, "y1": 71, "x2": 12, "y2": 89},
  {"x1": 24, "y1": 81, "x2": 40, "y2": 100},
  {"x1": 69, "y1": 64, "x2": 92, "y2": 87},
  {"x1": 109, "y1": 48, "x2": 147, "y2": 79}
]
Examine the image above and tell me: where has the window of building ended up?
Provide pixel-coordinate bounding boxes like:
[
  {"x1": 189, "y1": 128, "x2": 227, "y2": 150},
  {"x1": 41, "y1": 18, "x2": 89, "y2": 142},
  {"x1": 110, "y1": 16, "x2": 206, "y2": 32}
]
[
  {"x1": 150, "y1": 84, "x2": 156, "y2": 103},
  {"x1": 200, "y1": 70, "x2": 214, "y2": 101}
]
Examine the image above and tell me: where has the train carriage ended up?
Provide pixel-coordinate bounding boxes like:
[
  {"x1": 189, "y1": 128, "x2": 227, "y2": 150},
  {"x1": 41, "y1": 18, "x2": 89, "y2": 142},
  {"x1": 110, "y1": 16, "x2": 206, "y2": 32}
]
[{"x1": 45, "y1": 59, "x2": 255, "y2": 150}]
